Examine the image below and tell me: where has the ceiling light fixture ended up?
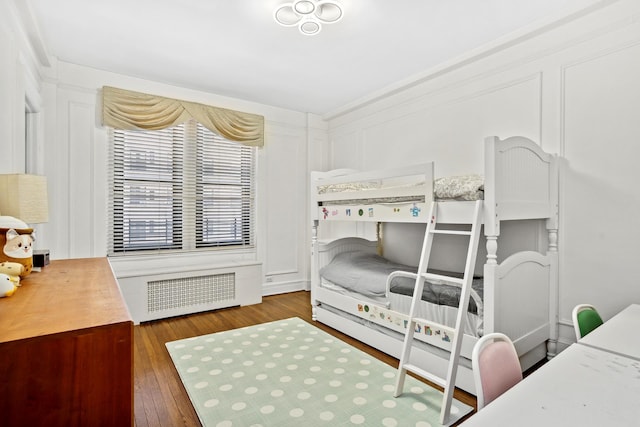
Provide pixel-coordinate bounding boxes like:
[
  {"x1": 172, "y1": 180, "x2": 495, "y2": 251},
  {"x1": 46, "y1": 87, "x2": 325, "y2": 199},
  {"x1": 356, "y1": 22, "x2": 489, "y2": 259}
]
[{"x1": 274, "y1": 0, "x2": 344, "y2": 36}]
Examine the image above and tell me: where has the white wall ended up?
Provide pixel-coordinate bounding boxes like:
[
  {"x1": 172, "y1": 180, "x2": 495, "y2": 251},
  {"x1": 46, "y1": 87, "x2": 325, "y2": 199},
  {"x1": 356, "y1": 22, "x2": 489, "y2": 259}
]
[
  {"x1": 0, "y1": 1, "x2": 42, "y2": 175},
  {"x1": 2, "y1": 2, "x2": 316, "y2": 313},
  {"x1": 0, "y1": 1, "x2": 49, "y2": 244},
  {"x1": 322, "y1": 0, "x2": 640, "y2": 348},
  {"x1": 41, "y1": 62, "x2": 314, "y2": 298},
  {"x1": 5, "y1": 0, "x2": 639, "y2": 335}
]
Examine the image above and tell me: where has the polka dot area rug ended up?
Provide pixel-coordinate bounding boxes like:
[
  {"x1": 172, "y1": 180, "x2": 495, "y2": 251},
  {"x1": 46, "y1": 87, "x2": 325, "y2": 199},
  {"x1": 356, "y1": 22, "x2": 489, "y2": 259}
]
[{"x1": 166, "y1": 317, "x2": 473, "y2": 427}]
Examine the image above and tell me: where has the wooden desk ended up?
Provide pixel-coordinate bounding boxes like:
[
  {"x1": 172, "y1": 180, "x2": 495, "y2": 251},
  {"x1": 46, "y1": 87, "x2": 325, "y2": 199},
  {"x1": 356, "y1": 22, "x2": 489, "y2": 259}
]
[
  {"x1": 578, "y1": 303, "x2": 640, "y2": 360},
  {"x1": 460, "y1": 344, "x2": 640, "y2": 426},
  {"x1": 0, "y1": 258, "x2": 133, "y2": 427}
]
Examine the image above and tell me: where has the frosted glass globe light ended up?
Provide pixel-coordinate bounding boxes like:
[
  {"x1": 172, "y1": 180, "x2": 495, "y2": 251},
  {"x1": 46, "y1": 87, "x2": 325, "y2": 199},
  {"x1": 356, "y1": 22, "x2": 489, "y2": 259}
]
[{"x1": 274, "y1": 0, "x2": 343, "y2": 36}]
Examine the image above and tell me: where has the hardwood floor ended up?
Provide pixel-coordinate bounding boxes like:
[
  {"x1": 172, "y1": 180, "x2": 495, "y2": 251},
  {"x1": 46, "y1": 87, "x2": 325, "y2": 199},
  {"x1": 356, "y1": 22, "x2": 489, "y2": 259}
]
[{"x1": 133, "y1": 291, "x2": 477, "y2": 426}]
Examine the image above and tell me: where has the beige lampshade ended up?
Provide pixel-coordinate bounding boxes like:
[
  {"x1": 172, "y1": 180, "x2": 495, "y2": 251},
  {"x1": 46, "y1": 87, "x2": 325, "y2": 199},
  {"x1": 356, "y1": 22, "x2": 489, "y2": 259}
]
[{"x1": 0, "y1": 174, "x2": 49, "y2": 224}]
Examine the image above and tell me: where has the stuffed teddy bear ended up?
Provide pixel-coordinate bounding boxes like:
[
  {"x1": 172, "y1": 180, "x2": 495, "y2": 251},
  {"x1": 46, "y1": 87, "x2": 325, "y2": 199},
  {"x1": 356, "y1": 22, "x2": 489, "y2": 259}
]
[
  {"x1": 0, "y1": 216, "x2": 35, "y2": 278},
  {"x1": 0, "y1": 273, "x2": 17, "y2": 297},
  {"x1": 0, "y1": 261, "x2": 25, "y2": 287}
]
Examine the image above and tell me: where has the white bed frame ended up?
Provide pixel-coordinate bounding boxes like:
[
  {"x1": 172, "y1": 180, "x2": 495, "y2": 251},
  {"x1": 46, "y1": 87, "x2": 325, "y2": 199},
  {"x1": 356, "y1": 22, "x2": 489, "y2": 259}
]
[{"x1": 310, "y1": 136, "x2": 559, "y2": 394}]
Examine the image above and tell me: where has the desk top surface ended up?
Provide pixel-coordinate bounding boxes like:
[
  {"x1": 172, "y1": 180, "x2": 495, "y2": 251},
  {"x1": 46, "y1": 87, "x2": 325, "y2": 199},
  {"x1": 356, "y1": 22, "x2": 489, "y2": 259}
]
[
  {"x1": 578, "y1": 303, "x2": 640, "y2": 360},
  {"x1": 0, "y1": 258, "x2": 132, "y2": 343},
  {"x1": 461, "y1": 343, "x2": 640, "y2": 426}
]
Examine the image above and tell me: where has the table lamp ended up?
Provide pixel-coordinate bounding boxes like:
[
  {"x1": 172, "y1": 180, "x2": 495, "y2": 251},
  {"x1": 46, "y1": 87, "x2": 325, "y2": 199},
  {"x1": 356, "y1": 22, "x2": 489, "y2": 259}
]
[{"x1": 0, "y1": 174, "x2": 49, "y2": 224}]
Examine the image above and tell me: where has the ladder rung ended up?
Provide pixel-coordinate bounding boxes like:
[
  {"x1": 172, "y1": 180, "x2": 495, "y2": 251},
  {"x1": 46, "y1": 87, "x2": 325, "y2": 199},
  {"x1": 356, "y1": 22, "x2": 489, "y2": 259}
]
[
  {"x1": 403, "y1": 364, "x2": 446, "y2": 388},
  {"x1": 429, "y1": 229, "x2": 473, "y2": 236},
  {"x1": 421, "y1": 272, "x2": 464, "y2": 285}
]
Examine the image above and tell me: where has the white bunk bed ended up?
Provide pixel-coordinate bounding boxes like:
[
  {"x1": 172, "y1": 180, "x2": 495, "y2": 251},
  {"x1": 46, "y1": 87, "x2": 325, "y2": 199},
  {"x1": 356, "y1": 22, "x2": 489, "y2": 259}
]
[{"x1": 310, "y1": 135, "x2": 559, "y2": 394}]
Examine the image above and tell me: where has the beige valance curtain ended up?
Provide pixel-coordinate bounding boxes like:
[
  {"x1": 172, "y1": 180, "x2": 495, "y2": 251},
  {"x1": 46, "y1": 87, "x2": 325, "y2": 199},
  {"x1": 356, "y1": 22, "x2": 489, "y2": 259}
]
[{"x1": 102, "y1": 86, "x2": 264, "y2": 147}]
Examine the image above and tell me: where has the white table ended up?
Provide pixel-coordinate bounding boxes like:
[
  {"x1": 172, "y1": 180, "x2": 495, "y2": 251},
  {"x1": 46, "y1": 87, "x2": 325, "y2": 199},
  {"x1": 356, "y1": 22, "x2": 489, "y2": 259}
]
[
  {"x1": 460, "y1": 343, "x2": 640, "y2": 426},
  {"x1": 578, "y1": 303, "x2": 640, "y2": 360}
]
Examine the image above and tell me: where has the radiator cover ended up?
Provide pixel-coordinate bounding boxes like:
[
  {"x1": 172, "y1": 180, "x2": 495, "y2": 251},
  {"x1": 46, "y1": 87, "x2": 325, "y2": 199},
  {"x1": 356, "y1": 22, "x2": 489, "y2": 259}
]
[
  {"x1": 114, "y1": 261, "x2": 262, "y2": 324},
  {"x1": 147, "y1": 273, "x2": 236, "y2": 313}
]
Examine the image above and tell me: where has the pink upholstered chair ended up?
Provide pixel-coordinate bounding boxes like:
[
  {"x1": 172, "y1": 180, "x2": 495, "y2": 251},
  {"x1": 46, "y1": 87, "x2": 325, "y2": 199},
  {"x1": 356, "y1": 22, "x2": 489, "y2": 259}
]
[{"x1": 472, "y1": 332, "x2": 523, "y2": 410}]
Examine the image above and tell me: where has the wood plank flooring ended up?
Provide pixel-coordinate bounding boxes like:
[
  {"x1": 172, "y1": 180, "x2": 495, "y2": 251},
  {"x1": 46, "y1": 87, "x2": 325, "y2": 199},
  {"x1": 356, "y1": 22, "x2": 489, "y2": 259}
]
[{"x1": 133, "y1": 290, "x2": 477, "y2": 427}]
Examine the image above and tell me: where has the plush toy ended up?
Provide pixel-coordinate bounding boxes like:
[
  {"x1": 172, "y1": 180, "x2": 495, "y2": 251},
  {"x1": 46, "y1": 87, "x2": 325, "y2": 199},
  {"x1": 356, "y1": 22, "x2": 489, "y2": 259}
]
[
  {"x1": 0, "y1": 273, "x2": 17, "y2": 297},
  {"x1": 0, "y1": 216, "x2": 35, "y2": 278},
  {"x1": 0, "y1": 261, "x2": 25, "y2": 287}
]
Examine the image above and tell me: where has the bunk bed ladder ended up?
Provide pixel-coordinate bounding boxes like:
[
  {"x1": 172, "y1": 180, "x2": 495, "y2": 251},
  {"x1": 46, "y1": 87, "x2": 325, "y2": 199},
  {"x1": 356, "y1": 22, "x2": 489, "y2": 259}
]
[{"x1": 394, "y1": 200, "x2": 483, "y2": 425}]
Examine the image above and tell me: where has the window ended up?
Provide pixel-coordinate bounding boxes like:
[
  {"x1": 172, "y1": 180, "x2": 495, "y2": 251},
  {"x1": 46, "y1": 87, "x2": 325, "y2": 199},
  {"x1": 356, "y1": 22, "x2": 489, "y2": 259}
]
[{"x1": 108, "y1": 119, "x2": 255, "y2": 255}]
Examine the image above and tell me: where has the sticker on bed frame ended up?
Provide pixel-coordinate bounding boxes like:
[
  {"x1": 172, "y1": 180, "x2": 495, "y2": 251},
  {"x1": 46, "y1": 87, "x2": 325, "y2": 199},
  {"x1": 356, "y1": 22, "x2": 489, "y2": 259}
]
[
  {"x1": 346, "y1": 208, "x2": 351, "y2": 217},
  {"x1": 357, "y1": 303, "x2": 403, "y2": 327},
  {"x1": 356, "y1": 303, "x2": 453, "y2": 343},
  {"x1": 322, "y1": 207, "x2": 329, "y2": 219},
  {"x1": 410, "y1": 203, "x2": 421, "y2": 217},
  {"x1": 368, "y1": 208, "x2": 374, "y2": 217}
]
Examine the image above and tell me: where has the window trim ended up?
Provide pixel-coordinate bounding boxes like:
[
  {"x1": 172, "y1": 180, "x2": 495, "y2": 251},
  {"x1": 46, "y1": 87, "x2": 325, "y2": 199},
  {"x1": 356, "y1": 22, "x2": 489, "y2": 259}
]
[{"x1": 107, "y1": 119, "x2": 256, "y2": 256}]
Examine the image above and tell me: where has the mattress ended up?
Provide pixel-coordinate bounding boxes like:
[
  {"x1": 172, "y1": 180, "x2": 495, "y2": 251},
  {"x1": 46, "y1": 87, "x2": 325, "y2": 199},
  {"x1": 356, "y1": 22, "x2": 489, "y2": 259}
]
[
  {"x1": 317, "y1": 174, "x2": 484, "y2": 203},
  {"x1": 319, "y1": 250, "x2": 483, "y2": 315}
]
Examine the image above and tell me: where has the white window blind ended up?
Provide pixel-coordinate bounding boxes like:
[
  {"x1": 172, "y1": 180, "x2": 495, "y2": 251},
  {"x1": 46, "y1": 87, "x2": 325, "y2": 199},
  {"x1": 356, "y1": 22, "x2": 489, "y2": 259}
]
[{"x1": 108, "y1": 119, "x2": 255, "y2": 255}]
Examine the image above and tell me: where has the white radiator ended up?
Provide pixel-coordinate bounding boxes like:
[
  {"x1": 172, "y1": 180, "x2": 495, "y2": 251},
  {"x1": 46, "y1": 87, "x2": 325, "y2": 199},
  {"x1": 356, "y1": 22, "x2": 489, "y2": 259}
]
[
  {"x1": 114, "y1": 262, "x2": 263, "y2": 324},
  {"x1": 147, "y1": 273, "x2": 236, "y2": 313}
]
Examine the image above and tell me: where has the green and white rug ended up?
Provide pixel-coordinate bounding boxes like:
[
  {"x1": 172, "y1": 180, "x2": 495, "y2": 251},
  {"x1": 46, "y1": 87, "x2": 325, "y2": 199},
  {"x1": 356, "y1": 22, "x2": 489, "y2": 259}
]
[{"x1": 166, "y1": 317, "x2": 472, "y2": 427}]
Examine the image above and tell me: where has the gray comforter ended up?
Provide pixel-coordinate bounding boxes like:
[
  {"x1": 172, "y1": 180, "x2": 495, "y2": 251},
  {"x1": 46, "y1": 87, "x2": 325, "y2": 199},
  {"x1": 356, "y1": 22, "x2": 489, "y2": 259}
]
[{"x1": 319, "y1": 251, "x2": 483, "y2": 315}]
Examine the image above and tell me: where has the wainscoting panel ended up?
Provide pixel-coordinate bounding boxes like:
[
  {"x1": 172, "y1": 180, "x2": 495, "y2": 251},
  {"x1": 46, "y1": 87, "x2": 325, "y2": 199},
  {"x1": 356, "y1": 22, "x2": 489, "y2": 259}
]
[
  {"x1": 359, "y1": 74, "x2": 542, "y2": 175},
  {"x1": 68, "y1": 100, "x2": 95, "y2": 258},
  {"x1": 560, "y1": 38, "x2": 640, "y2": 330},
  {"x1": 263, "y1": 122, "x2": 307, "y2": 293}
]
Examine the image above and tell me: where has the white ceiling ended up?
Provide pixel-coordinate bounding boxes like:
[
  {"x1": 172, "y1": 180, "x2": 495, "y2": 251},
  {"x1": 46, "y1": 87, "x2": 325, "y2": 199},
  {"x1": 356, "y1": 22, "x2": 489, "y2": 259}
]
[{"x1": 28, "y1": 0, "x2": 602, "y2": 116}]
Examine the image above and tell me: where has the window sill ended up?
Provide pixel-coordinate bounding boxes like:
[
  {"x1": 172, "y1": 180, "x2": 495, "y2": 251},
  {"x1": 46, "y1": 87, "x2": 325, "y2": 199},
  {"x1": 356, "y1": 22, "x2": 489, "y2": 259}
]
[{"x1": 108, "y1": 249, "x2": 259, "y2": 279}]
